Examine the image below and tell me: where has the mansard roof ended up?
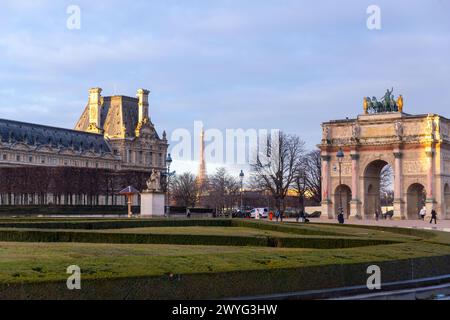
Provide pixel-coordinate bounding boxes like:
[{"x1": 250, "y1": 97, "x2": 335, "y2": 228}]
[
  {"x1": 0, "y1": 118, "x2": 112, "y2": 154},
  {"x1": 75, "y1": 95, "x2": 161, "y2": 139}
]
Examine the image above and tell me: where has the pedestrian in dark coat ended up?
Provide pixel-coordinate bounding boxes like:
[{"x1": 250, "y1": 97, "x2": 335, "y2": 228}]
[
  {"x1": 430, "y1": 209, "x2": 437, "y2": 224},
  {"x1": 338, "y1": 212, "x2": 345, "y2": 224}
]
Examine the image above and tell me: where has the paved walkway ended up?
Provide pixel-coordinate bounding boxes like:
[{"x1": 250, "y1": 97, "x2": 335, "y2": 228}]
[{"x1": 303, "y1": 217, "x2": 450, "y2": 232}]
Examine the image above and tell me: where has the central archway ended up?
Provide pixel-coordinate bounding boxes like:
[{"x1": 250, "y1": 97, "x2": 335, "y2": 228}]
[
  {"x1": 363, "y1": 160, "x2": 393, "y2": 218},
  {"x1": 407, "y1": 183, "x2": 426, "y2": 220}
]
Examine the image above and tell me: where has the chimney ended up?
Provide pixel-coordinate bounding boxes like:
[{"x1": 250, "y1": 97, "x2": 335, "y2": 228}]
[
  {"x1": 137, "y1": 88, "x2": 150, "y2": 123},
  {"x1": 88, "y1": 87, "x2": 102, "y2": 133}
]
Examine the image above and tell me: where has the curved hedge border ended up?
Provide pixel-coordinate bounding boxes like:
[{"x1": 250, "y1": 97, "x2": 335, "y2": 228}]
[
  {"x1": 0, "y1": 219, "x2": 233, "y2": 230},
  {"x1": 1, "y1": 255, "x2": 450, "y2": 300},
  {"x1": 0, "y1": 228, "x2": 399, "y2": 249},
  {"x1": 0, "y1": 219, "x2": 355, "y2": 238}
]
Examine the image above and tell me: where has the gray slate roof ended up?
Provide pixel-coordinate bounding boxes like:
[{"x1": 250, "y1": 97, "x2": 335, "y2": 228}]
[
  {"x1": 75, "y1": 96, "x2": 160, "y2": 139},
  {"x1": 0, "y1": 118, "x2": 112, "y2": 154}
]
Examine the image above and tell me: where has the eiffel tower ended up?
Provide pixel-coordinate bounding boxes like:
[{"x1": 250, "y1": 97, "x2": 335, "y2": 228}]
[{"x1": 196, "y1": 127, "x2": 207, "y2": 188}]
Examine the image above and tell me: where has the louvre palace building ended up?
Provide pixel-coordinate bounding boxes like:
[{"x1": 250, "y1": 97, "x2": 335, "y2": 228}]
[{"x1": 0, "y1": 88, "x2": 168, "y2": 207}]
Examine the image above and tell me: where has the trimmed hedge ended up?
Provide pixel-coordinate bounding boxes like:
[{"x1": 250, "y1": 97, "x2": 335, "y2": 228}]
[
  {"x1": 0, "y1": 228, "x2": 398, "y2": 249},
  {"x1": 231, "y1": 220, "x2": 345, "y2": 237},
  {"x1": 0, "y1": 205, "x2": 139, "y2": 216},
  {"x1": 318, "y1": 222, "x2": 437, "y2": 240},
  {"x1": 0, "y1": 218, "x2": 233, "y2": 230},
  {"x1": 2, "y1": 255, "x2": 450, "y2": 299}
]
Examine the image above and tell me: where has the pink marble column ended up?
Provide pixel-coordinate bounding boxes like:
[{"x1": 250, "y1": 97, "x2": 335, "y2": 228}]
[
  {"x1": 426, "y1": 150, "x2": 435, "y2": 201},
  {"x1": 350, "y1": 154, "x2": 359, "y2": 200},
  {"x1": 321, "y1": 155, "x2": 331, "y2": 201},
  {"x1": 393, "y1": 151, "x2": 403, "y2": 201}
]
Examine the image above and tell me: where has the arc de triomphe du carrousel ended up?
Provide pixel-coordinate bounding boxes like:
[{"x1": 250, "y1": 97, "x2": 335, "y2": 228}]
[{"x1": 319, "y1": 90, "x2": 450, "y2": 220}]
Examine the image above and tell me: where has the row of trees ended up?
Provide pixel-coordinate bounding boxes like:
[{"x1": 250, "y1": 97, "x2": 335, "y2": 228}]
[
  {"x1": 0, "y1": 167, "x2": 149, "y2": 206},
  {"x1": 250, "y1": 132, "x2": 321, "y2": 211},
  {"x1": 170, "y1": 168, "x2": 241, "y2": 214}
]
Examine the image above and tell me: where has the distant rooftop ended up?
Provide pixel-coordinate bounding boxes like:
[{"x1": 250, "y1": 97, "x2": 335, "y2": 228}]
[{"x1": 0, "y1": 118, "x2": 112, "y2": 153}]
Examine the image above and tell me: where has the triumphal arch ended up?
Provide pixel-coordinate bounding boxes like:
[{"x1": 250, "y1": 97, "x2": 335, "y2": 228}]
[{"x1": 320, "y1": 90, "x2": 450, "y2": 220}]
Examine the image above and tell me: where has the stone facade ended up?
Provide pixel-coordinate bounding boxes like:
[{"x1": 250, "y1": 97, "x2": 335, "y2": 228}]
[
  {"x1": 75, "y1": 88, "x2": 168, "y2": 172},
  {"x1": 320, "y1": 112, "x2": 450, "y2": 220},
  {"x1": 0, "y1": 87, "x2": 167, "y2": 206}
]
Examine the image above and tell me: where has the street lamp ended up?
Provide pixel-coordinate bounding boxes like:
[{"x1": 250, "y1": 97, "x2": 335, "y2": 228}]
[
  {"x1": 336, "y1": 148, "x2": 345, "y2": 217},
  {"x1": 165, "y1": 153, "x2": 175, "y2": 217},
  {"x1": 239, "y1": 170, "x2": 245, "y2": 211}
]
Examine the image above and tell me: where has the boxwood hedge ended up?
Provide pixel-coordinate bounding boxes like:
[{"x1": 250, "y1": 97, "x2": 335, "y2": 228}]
[
  {"x1": 1, "y1": 255, "x2": 450, "y2": 300},
  {"x1": 0, "y1": 228, "x2": 398, "y2": 249}
]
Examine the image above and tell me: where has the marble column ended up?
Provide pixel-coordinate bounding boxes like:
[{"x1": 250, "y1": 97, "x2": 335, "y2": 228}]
[
  {"x1": 321, "y1": 154, "x2": 333, "y2": 219},
  {"x1": 349, "y1": 153, "x2": 361, "y2": 218},
  {"x1": 426, "y1": 149, "x2": 436, "y2": 211},
  {"x1": 393, "y1": 150, "x2": 405, "y2": 219}
]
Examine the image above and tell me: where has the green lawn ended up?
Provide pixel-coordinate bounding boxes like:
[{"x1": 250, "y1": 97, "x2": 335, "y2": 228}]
[
  {"x1": 1, "y1": 240, "x2": 450, "y2": 284},
  {"x1": 1, "y1": 218, "x2": 450, "y2": 292}
]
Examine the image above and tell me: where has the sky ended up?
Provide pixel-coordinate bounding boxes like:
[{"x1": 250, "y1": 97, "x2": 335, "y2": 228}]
[{"x1": 0, "y1": 0, "x2": 449, "y2": 176}]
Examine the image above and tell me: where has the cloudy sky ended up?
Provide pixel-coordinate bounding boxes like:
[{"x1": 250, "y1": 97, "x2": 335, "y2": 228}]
[{"x1": 0, "y1": 0, "x2": 449, "y2": 175}]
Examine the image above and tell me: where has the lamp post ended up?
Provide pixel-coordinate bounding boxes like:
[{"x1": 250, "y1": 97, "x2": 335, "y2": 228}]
[
  {"x1": 336, "y1": 148, "x2": 345, "y2": 216},
  {"x1": 165, "y1": 153, "x2": 174, "y2": 217},
  {"x1": 239, "y1": 170, "x2": 245, "y2": 211}
]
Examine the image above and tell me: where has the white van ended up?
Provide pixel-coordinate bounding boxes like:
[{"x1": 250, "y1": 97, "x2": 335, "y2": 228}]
[{"x1": 250, "y1": 208, "x2": 268, "y2": 219}]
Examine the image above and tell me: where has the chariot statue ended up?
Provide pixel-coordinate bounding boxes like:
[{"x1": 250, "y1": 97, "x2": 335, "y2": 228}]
[{"x1": 364, "y1": 88, "x2": 403, "y2": 114}]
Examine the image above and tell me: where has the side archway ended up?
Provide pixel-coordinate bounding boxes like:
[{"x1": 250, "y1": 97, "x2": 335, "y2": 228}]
[
  {"x1": 333, "y1": 184, "x2": 352, "y2": 218},
  {"x1": 406, "y1": 183, "x2": 426, "y2": 220}
]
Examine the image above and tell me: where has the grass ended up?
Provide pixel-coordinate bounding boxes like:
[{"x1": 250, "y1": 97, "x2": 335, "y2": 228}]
[
  {"x1": 1, "y1": 241, "x2": 450, "y2": 284},
  {"x1": 1, "y1": 218, "x2": 450, "y2": 299}
]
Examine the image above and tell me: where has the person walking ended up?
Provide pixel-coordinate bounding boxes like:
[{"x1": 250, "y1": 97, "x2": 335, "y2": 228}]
[
  {"x1": 430, "y1": 209, "x2": 437, "y2": 225},
  {"x1": 279, "y1": 210, "x2": 284, "y2": 222},
  {"x1": 338, "y1": 212, "x2": 345, "y2": 224},
  {"x1": 275, "y1": 210, "x2": 280, "y2": 222},
  {"x1": 375, "y1": 209, "x2": 379, "y2": 221},
  {"x1": 419, "y1": 207, "x2": 426, "y2": 221},
  {"x1": 298, "y1": 210, "x2": 305, "y2": 223}
]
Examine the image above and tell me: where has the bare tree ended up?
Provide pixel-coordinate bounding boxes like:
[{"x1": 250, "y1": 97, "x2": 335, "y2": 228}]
[
  {"x1": 380, "y1": 165, "x2": 394, "y2": 206},
  {"x1": 171, "y1": 172, "x2": 199, "y2": 207},
  {"x1": 292, "y1": 149, "x2": 322, "y2": 210},
  {"x1": 206, "y1": 168, "x2": 240, "y2": 215},
  {"x1": 250, "y1": 131, "x2": 305, "y2": 210},
  {"x1": 304, "y1": 150, "x2": 322, "y2": 204}
]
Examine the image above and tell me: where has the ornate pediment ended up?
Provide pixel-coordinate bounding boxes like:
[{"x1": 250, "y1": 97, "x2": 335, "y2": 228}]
[
  {"x1": 36, "y1": 145, "x2": 53, "y2": 153},
  {"x1": 59, "y1": 148, "x2": 76, "y2": 156},
  {"x1": 81, "y1": 150, "x2": 97, "y2": 158},
  {"x1": 135, "y1": 117, "x2": 156, "y2": 139},
  {"x1": 10, "y1": 142, "x2": 31, "y2": 151}
]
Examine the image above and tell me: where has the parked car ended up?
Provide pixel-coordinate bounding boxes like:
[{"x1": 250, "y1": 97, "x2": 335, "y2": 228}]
[
  {"x1": 250, "y1": 208, "x2": 268, "y2": 219},
  {"x1": 232, "y1": 209, "x2": 252, "y2": 218},
  {"x1": 305, "y1": 211, "x2": 321, "y2": 218}
]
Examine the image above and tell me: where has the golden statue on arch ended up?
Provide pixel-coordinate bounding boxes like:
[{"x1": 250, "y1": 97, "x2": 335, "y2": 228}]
[{"x1": 397, "y1": 95, "x2": 404, "y2": 113}]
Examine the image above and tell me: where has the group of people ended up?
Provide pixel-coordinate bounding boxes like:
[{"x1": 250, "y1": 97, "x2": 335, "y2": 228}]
[
  {"x1": 268, "y1": 210, "x2": 284, "y2": 222},
  {"x1": 374, "y1": 209, "x2": 391, "y2": 221},
  {"x1": 267, "y1": 210, "x2": 310, "y2": 223},
  {"x1": 419, "y1": 207, "x2": 438, "y2": 224}
]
